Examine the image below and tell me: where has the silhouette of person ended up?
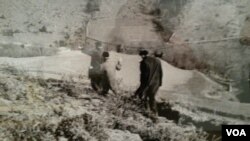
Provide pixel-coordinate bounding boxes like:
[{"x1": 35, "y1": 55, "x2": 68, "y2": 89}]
[{"x1": 134, "y1": 49, "x2": 163, "y2": 119}]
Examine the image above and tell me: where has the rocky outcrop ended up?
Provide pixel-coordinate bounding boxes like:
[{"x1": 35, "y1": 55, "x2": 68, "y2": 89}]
[{"x1": 105, "y1": 129, "x2": 142, "y2": 141}]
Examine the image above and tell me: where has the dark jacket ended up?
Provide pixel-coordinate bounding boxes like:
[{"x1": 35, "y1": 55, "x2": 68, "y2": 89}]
[
  {"x1": 135, "y1": 56, "x2": 163, "y2": 97},
  {"x1": 89, "y1": 50, "x2": 103, "y2": 77}
]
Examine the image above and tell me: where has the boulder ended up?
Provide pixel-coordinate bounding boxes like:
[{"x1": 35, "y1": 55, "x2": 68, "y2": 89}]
[{"x1": 105, "y1": 129, "x2": 142, "y2": 141}]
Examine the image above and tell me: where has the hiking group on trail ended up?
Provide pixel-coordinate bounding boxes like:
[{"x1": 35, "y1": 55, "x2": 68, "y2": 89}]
[{"x1": 87, "y1": 41, "x2": 163, "y2": 120}]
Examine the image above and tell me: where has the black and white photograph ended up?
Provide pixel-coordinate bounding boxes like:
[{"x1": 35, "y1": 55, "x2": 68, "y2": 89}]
[{"x1": 0, "y1": 0, "x2": 249, "y2": 140}]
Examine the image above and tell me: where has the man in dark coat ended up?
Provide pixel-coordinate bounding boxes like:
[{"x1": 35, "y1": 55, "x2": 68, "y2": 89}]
[
  {"x1": 134, "y1": 49, "x2": 163, "y2": 118},
  {"x1": 88, "y1": 41, "x2": 104, "y2": 92}
]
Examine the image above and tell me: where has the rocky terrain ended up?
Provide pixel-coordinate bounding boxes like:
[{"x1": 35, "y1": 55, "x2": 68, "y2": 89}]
[
  {"x1": 0, "y1": 48, "x2": 249, "y2": 141},
  {"x1": 0, "y1": 65, "x2": 215, "y2": 141}
]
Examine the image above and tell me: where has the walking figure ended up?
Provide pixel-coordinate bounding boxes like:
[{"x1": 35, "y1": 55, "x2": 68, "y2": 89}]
[{"x1": 134, "y1": 49, "x2": 163, "y2": 119}]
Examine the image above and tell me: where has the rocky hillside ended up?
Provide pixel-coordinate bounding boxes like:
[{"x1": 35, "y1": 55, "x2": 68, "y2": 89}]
[
  {"x1": 0, "y1": 66, "x2": 214, "y2": 141},
  {"x1": 0, "y1": 0, "x2": 90, "y2": 47},
  {"x1": 0, "y1": 49, "x2": 249, "y2": 140},
  {"x1": 156, "y1": 0, "x2": 250, "y2": 101}
]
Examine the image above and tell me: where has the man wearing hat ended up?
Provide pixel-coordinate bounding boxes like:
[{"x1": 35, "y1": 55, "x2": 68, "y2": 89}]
[{"x1": 134, "y1": 49, "x2": 163, "y2": 119}]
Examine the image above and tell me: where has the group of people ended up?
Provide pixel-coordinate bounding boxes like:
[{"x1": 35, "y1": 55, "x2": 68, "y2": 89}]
[{"x1": 88, "y1": 41, "x2": 163, "y2": 119}]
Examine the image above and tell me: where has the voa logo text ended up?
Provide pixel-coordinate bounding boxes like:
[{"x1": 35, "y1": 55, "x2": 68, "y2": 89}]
[{"x1": 226, "y1": 129, "x2": 246, "y2": 136}]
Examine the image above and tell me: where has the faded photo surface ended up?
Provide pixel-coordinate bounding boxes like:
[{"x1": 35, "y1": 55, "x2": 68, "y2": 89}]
[{"x1": 0, "y1": 0, "x2": 249, "y2": 140}]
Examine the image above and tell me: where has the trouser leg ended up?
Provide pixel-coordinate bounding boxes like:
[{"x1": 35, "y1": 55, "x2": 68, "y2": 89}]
[
  {"x1": 103, "y1": 80, "x2": 118, "y2": 95},
  {"x1": 101, "y1": 73, "x2": 110, "y2": 95},
  {"x1": 90, "y1": 74, "x2": 102, "y2": 92},
  {"x1": 102, "y1": 83, "x2": 110, "y2": 95},
  {"x1": 90, "y1": 77, "x2": 98, "y2": 91},
  {"x1": 109, "y1": 80, "x2": 118, "y2": 95},
  {"x1": 149, "y1": 95, "x2": 158, "y2": 117},
  {"x1": 147, "y1": 85, "x2": 160, "y2": 117},
  {"x1": 104, "y1": 73, "x2": 119, "y2": 95}
]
